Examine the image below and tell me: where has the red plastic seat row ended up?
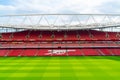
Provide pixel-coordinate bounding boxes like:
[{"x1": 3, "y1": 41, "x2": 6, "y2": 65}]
[{"x1": 0, "y1": 48, "x2": 119, "y2": 57}]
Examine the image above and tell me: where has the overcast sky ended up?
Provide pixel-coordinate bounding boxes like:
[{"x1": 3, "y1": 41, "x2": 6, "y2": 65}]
[{"x1": 0, "y1": 0, "x2": 120, "y2": 15}]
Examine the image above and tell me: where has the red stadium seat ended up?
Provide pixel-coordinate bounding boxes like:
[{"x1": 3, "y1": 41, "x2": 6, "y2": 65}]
[
  {"x1": 41, "y1": 31, "x2": 53, "y2": 41},
  {"x1": 78, "y1": 30, "x2": 91, "y2": 40},
  {"x1": 21, "y1": 49, "x2": 37, "y2": 56},
  {"x1": 99, "y1": 49, "x2": 113, "y2": 56},
  {"x1": 81, "y1": 49, "x2": 100, "y2": 56},
  {"x1": 1, "y1": 33, "x2": 12, "y2": 41},
  {"x1": 7, "y1": 50, "x2": 21, "y2": 57},
  {"x1": 37, "y1": 49, "x2": 52, "y2": 56},
  {"x1": 108, "y1": 32, "x2": 119, "y2": 40},
  {"x1": 67, "y1": 49, "x2": 83, "y2": 56},
  {"x1": 12, "y1": 31, "x2": 29, "y2": 41},
  {"x1": 90, "y1": 30, "x2": 106, "y2": 40},
  {"x1": 29, "y1": 30, "x2": 41, "y2": 41},
  {"x1": 66, "y1": 31, "x2": 78, "y2": 41},
  {"x1": 54, "y1": 31, "x2": 65, "y2": 41},
  {"x1": 0, "y1": 50, "x2": 8, "y2": 56},
  {"x1": 110, "y1": 49, "x2": 120, "y2": 56}
]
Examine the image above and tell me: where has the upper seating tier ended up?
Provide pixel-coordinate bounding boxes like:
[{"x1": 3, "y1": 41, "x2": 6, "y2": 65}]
[{"x1": 0, "y1": 30, "x2": 120, "y2": 41}]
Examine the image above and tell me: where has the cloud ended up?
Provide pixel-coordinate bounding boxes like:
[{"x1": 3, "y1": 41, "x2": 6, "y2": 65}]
[
  {"x1": 0, "y1": 0, "x2": 119, "y2": 14},
  {"x1": 0, "y1": 5, "x2": 16, "y2": 10},
  {"x1": 11, "y1": 0, "x2": 109, "y2": 13},
  {"x1": 98, "y1": 0, "x2": 120, "y2": 13}
]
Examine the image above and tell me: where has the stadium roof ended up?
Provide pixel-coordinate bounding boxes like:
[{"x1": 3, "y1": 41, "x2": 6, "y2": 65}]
[{"x1": 0, "y1": 14, "x2": 120, "y2": 30}]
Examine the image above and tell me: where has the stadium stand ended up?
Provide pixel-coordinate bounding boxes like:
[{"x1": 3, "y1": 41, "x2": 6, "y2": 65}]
[{"x1": 0, "y1": 30, "x2": 120, "y2": 56}]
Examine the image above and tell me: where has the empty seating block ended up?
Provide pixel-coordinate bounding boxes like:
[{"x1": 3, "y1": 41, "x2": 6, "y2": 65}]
[
  {"x1": 100, "y1": 49, "x2": 112, "y2": 56},
  {"x1": 29, "y1": 31, "x2": 41, "y2": 41},
  {"x1": 1, "y1": 33, "x2": 11, "y2": 41},
  {"x1": 81, "y1": 49, "x2": 100, "y2": 56},
  {"x1": 0, "y1": 50, "x2": 8, "y2": 56},
  {"x1": 110, "y1": 49, "x2": 120, "y2": 56},
  {"x1": 7, "y1": 50, "x2": 21, "y2": 57},
  {"x1": 41, "y1": 31, "x2": 53, "y2": 41},
  {"x1": 21, "y1": 49, "x2": 37, "y2": 56},
  {"x1": 78, "y1": 30, "x2": 91, "y2": 40},
  {"x1": 67, "y1": 49, "x2": 83, "y2": 56},
  {"x1": 37, "y1": 49, "x2": 51, "y2": 56},
  {"x1": 108, "y1": 32, "x2": 119, "y2": 40},
  {"x1": 54, "y1": 31, "x2": 64, "y2": 41},
  {"x1": 66, "y1": 31, "x2": 78, "y2": 41},
  {"x1": 90, "y1": 30, "x2": 106, "y2": 40},
  {"x1": 12, "y1": 31, "x2": 29, "y2": 41}
]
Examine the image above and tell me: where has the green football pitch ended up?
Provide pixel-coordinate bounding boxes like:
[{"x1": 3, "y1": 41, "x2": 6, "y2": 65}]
[{"x1": 0, "y1": 56, "x2": 120, "y2": 80}]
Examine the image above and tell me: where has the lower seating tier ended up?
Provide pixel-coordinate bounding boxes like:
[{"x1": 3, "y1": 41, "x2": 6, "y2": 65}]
[{"x1": 0, "y1": 49, "x2": 120, "y2": 57}]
